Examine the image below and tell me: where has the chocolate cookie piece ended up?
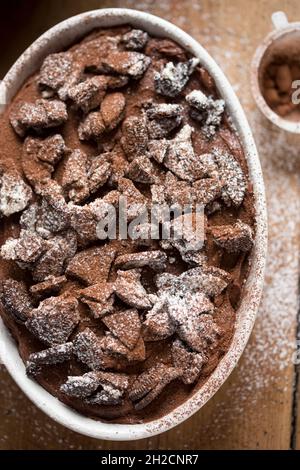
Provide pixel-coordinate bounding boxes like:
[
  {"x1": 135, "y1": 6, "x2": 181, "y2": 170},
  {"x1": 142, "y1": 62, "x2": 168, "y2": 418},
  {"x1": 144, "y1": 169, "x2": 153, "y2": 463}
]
[
  {"x1": 211, "y1": 220, "x2": 253, "y2": 252},
  {"x1": 10, "y1": 99, "x2": 68, "y2": 137},
  {"x1": 26, "y1": 295, "x2": 80, "y2": 346},
  {"x1": 154, "y1": 58, "x2": 199, "y2": 97},
  {"x1": 102, "y1": 309, "x2": 141, "y2": 350},
  {"x1": 26, "y1": 342, "x2": 73, "y2": 376},
  {"x1": 0, "y1": 279, "x2": 33, "y2": 323},
  {"x1": 66, "y1": 245, "x2": 116, "y2": 285}
]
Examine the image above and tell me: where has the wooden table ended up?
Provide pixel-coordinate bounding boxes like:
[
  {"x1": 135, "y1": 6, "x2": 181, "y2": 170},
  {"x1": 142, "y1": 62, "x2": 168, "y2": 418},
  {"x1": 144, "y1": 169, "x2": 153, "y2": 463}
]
[{"x1": 0, "y1": 0, "x2": 300, "y2": 450}]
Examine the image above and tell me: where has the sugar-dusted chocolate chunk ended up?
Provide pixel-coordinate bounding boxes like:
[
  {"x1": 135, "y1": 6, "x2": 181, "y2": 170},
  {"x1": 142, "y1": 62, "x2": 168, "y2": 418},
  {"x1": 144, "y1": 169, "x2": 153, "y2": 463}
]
[
  {"x1": 146, "y1": 103, "x2": 183, "y2": 139},
  {"x1": 100, "y1": 92, "x2": 126, "y2": 131},
  {"x1": 32, "y1": 230, "x2": 77, "y2": 282},
  {"x1": 26, "y1": 342, "x2": 73, "y2": 376},
  {"x1": 85, "y1": 385, "x2": 123, "y2": 405},
  {"x1": 36, "y1": 134, "x2": 66, "y2": 166},
  {"x1": 163, "y1": 125, "x2": 204, "y2": 182},
  {"x1": 171, "y1": 339, "x2": 206, "y2": 384},
  {"x1": 154, "y1": 58, "x2": 199, "y2": 97},
  {"x1": 10, "y1": 99, "x2": 68, "y2": 137},
  {"x1": 30, "y1": 275, "x2": 67, "y2": 300},
  {"x1": 167, "y1": 291, "x2": 214, "y2": 327},
  {"x1": 20, "y1": 198, "x2": 69, "y2": 239},
  {"x1": 0, "y1": 172, "x2": 32, "y2": 217},
  {"x1": 114, "y1": 269, "x2": 153, "y2": 309},
  {"x1": 213, "y1": 150, "x2": 246, "y2": 206},
  {"x1": 22, "y1": 143, "x2": 52, "y2": 188},
  {"x1": 117, "y1": 177, "x2": 147, "y2": 221},
  {"x1": 96, "y1": 51, "x2": 151, "y2": 79},
  {"x1": 66, "y1": 244, "x2": 116, "y2": 285},
  {"x1": 62, "y1": 149, "x2": 89, "y2": 204},
  {"x1": 162, "y1": 212, "x2": 206, "y2": 257},
  {"x1": 26, "y1": 294, "x2": 79, "y2": 346},
  {"x1": 88, "y1": 156, "x2": 111, "y2": 195},
  {"x1": 178, "y1": 313, "x2": 219, "y2": 353},
  {"x1": 61, "y1": 371, "x2": 102, "y2": 398},
  {"x1": 1, "y1": 229, "x2": 47, "y2": 265},
  {"x1": 61, "y1": 370, "x2": 128, "y2": 400},
  {"x1": 115, "y1": 251, "x2": 167, "y2": 271},
  {"x1": 0, "y1": 279, "x2": 33, "y2": 323},
  {"x1": 211, "y1": 220, "x2": 253, "y2": 253},
  {"x1": 101, "y1": 333, "x2": 145, "y2": 362},
  {"x1": 193, "y1": 177, "x2": 222, "y2": 205},
  {"x1": 179, "y1": 266, "x2": 231, "y2": 298},
  {"x1": 73, "y1": 328, "x2": 119, "y2": 371},
  {"x1": 143, "y1": 297, "x2": 175, "y2": 341},
  {"x1": 68, "y1": 76, "x2": 108, "y2": 113},
  {"x1": 163, "y1": 171, "x2": 193, "y2": 206},
  {"x1": 126, "y1": 155, "x2": 156, "y2": 184},
  {"x1": 37, "y1": 52, "x2": 74, "y2": 93},
  {"x1": 186, "y1": 89, "x2": 225, "y2": 139},
  {"x1": 122, "y1": 29, "x2": 149, "y2": 51},
  {"x1": 106, "y1": 146, "x2": 129, "y2": 184},
  {"x1": 148, "y1": 138, "x2": 168, "y2": 163},
  {"x1": 79, "y1": 282, "x2": 115, "y2": 318},
  {"x1": 68, "y1": 199, "x2": 112, "y2": 245},
  {"x1": 73, "y1": 329, "x2": 104, "y2": 370},
  {"x1": 121, "y1": 115, "x2": 148, "y2": 161},
  {"x1": 78, "y1": 111, "x2": 106, "y2": 141},
  {"x1": 102, "y1": 309, "x2": 141, "y2": 350},
  {"x1": 85, "y1": 371, "x2": 129, "y2": 405}
]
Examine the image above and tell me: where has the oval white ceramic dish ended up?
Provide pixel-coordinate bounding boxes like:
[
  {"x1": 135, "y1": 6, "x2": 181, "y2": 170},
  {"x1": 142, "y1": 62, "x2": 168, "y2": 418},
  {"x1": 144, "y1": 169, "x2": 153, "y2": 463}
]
[{"x1": 0, "y1": 8, "x2": 267, "y2": 441}]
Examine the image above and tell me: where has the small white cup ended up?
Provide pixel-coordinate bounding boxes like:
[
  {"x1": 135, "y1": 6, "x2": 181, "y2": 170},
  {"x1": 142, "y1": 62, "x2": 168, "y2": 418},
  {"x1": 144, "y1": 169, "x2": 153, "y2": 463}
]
[{"x1": 251, "y1": 11, "x2": 300, "y2": 134}]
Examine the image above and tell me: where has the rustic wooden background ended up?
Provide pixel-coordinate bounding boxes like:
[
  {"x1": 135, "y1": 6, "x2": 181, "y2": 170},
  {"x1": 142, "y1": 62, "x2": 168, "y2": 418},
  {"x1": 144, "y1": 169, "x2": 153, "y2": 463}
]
[{"x1": 0, "y1": 0, "x2": 300, "y2": 450}]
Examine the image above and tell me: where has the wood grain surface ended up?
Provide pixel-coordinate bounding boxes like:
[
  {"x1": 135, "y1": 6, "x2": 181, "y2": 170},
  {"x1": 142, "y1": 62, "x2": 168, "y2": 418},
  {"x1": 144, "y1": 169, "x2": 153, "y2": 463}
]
[{"x1": 0, "y1": 0, "x2": 300, "y2": 450}]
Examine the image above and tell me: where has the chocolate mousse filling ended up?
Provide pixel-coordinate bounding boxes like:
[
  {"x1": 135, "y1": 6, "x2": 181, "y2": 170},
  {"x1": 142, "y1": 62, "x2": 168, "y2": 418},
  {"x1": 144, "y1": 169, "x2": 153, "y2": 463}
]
[{"x1": 0, "y1": 26, "x2": 255, "y2": 424}]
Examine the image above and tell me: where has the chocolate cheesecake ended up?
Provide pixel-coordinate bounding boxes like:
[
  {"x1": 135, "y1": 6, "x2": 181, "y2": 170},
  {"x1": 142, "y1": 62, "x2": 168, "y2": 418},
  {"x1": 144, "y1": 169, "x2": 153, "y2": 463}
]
[{"x1": 0, "y1": 26, "x2": 255, "y2": 424}]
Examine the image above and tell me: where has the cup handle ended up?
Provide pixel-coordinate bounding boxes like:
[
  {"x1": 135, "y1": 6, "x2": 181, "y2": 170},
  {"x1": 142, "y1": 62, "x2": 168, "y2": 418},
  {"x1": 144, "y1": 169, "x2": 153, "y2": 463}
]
[{"x1": 271, "y1": 11, "x2": 289, "y2": 30}]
